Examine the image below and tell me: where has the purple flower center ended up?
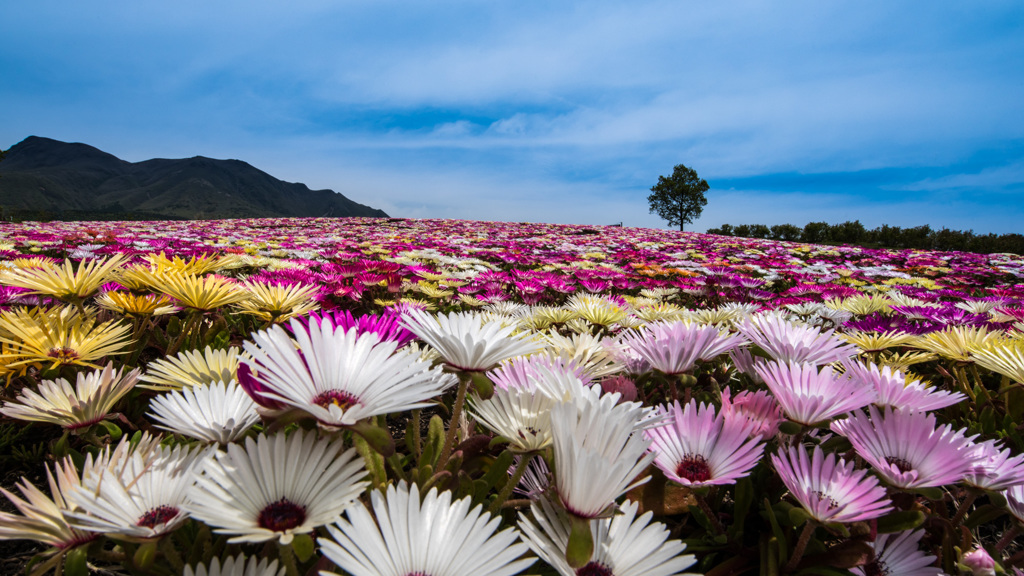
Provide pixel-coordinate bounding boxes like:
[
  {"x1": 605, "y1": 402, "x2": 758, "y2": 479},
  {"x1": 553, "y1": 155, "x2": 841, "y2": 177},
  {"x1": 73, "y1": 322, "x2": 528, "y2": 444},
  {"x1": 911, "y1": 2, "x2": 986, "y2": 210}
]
[
  {"x1": 258, "y1": 498, "x2": 307, "y2": 532},
  {"x1": 576, "y1": 561, "x2": 613, "y2": 576},
  {"x1": 676, "y1": 454, "x2": 712, "y2": 483},
  {"x1": 137, "y1": 505, "x2": 180, "y2": 528},
  {"x1": 312, "y1": 389, "x2": 360, "y2": 411},
  {"x1": 813, "y1": 490, "x2": 839, "y2": 508},
  {"x1": 884, "y1": 456, "x2": 913, "y2": 473},
  {"x1": 863, "y1": 559, "x2": 890, "y2": 576},
  {"x1": 47, "y1": 346, "x2": 79, "y2": 363}
]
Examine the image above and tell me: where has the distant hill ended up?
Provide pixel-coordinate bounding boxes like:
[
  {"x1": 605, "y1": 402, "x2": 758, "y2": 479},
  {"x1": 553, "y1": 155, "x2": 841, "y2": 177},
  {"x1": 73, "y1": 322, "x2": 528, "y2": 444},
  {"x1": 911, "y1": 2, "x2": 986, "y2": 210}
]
[{"x1": 0, "y1": 136, "x2": 389, "y2": 220}]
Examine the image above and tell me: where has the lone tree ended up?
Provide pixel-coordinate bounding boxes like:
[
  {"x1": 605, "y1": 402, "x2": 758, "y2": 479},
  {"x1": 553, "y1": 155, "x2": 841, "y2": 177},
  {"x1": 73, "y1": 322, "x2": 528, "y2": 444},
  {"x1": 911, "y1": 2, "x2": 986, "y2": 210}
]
[{"x1": 648, "y1": 163, "x2": 709, "y2": 231}]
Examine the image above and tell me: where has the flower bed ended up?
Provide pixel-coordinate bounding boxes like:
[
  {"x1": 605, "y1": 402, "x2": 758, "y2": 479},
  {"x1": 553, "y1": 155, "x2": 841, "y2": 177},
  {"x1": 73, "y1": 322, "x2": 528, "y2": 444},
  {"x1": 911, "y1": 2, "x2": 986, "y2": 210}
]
[{"x1": 0, "y1": 217, "x2": 1022, "y2": 576}]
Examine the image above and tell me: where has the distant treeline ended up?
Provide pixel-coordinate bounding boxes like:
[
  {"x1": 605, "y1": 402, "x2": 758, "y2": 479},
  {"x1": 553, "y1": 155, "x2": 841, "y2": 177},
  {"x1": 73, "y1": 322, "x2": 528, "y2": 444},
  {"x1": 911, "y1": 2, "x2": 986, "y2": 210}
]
[
  {"x1": 705, "y1": 221, "x2": 1023, "y2": 255},
  {"x1": 1, "y1": 205, "x2": 188, "y2": 223}
]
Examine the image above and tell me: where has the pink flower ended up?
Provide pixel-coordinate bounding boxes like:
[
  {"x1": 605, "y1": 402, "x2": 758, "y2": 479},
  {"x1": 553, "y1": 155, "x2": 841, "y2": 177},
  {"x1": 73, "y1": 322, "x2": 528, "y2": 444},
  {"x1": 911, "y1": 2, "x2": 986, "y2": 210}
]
[
  {"x1": 755, "y1": 360, "x2": 876, "y2": 426},
  {"x1": 963, "y1": 439, "x2": 1024, "y2": 491},
  {"x1": 852, "y1": 529, "x2": 942, "y2": 576},
  {"x1": 841, "y1": 360, "x2": 965, "y2": 412},
  {"x1": 771, "y1": 445, "x2": 891, "y2": 523},
  {"x1": 719, "y1": 386, "x2": 783, "y2": 439},
  {"x1": 831, "y1": 406, "x2": 977, "y2": 489},
  {"x1": 619, "y1": 320, "x2": 748, "y2": 376},
  {"x1": 961, "y1": 546, "x2": 997, "y2": 576},
  {"x1": 645, "y1": 400, "x2": 764, "y2": 488},
  {"x1": 738, "y1": 313, "x2": 858, "y2": 365}
]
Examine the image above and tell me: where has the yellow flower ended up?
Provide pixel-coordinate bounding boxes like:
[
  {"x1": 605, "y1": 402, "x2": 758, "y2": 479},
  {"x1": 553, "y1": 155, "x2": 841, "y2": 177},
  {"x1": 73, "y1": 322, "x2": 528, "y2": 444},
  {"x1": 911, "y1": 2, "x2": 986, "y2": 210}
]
[
  {"x1": 96, "y1": 291, "x2": 180, "y2": 317},
  {"x1": 234, "y1": 281, "x2": 320, "y2": 322},
  {"x1": 0, "y1": 306, "x2": 133, "y2": 372},
  {"x1": 825, "y1": 295, "x2": 892, "y2": 316},
  {"x1": 151, "y1": 273, "x2": 250, "y2": 312},
  {"x1": 912, "y1": 326, "x2": 1001, "y2": 363},
  {"x1": 567, "y1": 294, "x2": 628, "y2": 327},
  {"x1": 145, "y1": 252, "x2": 240, "y2": 276},
  {"x1": 842, "y1": 330, "x2": 919, "y2": 353},
  {"x1": 138, "y1": 345, "x2": 242, "y2": 391},
  {"x1": 971, "y1": 337, "x2": 1024, "y2": 384},
  {"x1": 0, "y1": 255, "x2": 125, "y2": 302},
  {"x1": 876, "y1": 351, "x2": 938, "y2": 372}
]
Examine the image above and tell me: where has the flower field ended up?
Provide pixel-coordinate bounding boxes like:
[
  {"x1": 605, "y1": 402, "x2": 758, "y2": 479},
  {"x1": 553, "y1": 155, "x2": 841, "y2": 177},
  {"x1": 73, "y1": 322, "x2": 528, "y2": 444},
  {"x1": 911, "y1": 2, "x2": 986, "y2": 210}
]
[{"x1": 1, "y1": 216, "x2": 1023, "y2": 576}]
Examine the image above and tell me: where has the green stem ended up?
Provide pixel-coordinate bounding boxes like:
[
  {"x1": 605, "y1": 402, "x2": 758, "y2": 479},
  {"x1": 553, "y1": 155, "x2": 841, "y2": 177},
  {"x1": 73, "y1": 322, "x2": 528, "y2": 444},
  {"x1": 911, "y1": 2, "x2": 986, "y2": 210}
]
[
  {"x1": 696, "y1": 492, "x2": 725, "y2": 536},
  {"x1": 159, "y1": 536, "x2": 184, "y2": 572},
  {"x1": 488, "y1": 452, "x2": 534, "y2": 517},
  {"x1": 438, "y1": 373, "x2": 471, "y2": 469},
  {"x1": 410, "y1": 409, "x2": 422, "y2": 460},
  {"x1": 279, "y1": 542, "x2": 300, "y2": 576},
  {"x1": 783, "y1": 521, "x2": 816, "y2": 573}
]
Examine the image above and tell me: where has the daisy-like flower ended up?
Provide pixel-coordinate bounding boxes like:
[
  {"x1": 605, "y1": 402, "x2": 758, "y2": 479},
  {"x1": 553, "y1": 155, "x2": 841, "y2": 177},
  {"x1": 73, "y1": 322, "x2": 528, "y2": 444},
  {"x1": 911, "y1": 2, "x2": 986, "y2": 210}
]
[
  {"x1": 618, "y1": 320, "x2": 748, "y2": 376},
  {"x1": 0, "y1": 458, "x2": 99, "y2": 550},
  {"x1": 851, "y1": 529, "x2": 943, "y2": 576},
  {"x1": 301, "y1": 309, "x2": 417, "y2": 347},
  {"x1": 402, "y1": 308, "x2": 543, "y2": 372},
  {"x1": 470, "y1": 383, "x2": 557, "y2": 453},
  {"x1": 66, "y1": 438, "x2": 211, "y2": 540},
  {"x1": 96, "y1": 290, "x2": 180, "y2": 317},
  {"x1": 962, "y1": 439, "x2": 1024, "y2": 491},
  {"x1": 241, "y1": 318, "x2": 456, "y2": 428},
  {"x1": 913, "y1": 325, "x2": 1000, "y2": 363},
  {"x1": 755, "y1": 360, "x2": 876, "y2": 426},
  {"x1": 771, "y1": 445, "x2": 891, "y2": 524},
  {"x1": 550, "y1": 398, "x2": 654, "y2": 519},
  {"x1": 738, "y1": 313, "x2": 859, "y2": 365},
  {"x1": 841, "y1": 360, "x2": 965, "y2": 412},
  {"x1": 233, "y1": 281, "x2": 320, "y2": 323},
  {"x1": 972, "y1": 338, "x2": 1024, "y2": 384},
  {"x1": 320, "y1": 482, "x2": 535, "y2": 576},
  {"x1": 0, "y1": 254, "x2": 125, "y2": 302},
  {"x1": 646, "y1": 399, "x2": 764, "y2": 488},
  {"x1": 184, "y1": 555, "x2": 283, "y2": 576},
  {"x1": 0, "y1": 363, "x2": 140, "y2": 430},
  {"x1": 147, "y1": 380, "x2": 261, "y2": 444},
  {"x1": 842, "y1": 330, "x2": 920, "y2": 354},
  {"x1": 138, "y1": 345, "x2": 241, "y2": 391},
  {"x1": 720, "y1": 386, "x2": 783, "y2": 439},
  {"x1": 831, "y1": 405, "x2": 977, "y2": 489},
  {"x1": 518, "y1": 496, "x2": 698, "y2": 576},
  {"x1": 151, "y1": 272, "x2": 251, "y2": 312},
  {"x1": 0, "y1": 305, "x2": 132, "y2": 371},
  {"x1": 186, "y1": 430, "x2": 367, "y2": 544},
  {"x1": 1006, "y1": 482, "x2": 1024, "y2": 524},
  {"x1": 543, "y1": 331, "x2": 620, "y2": 380}
]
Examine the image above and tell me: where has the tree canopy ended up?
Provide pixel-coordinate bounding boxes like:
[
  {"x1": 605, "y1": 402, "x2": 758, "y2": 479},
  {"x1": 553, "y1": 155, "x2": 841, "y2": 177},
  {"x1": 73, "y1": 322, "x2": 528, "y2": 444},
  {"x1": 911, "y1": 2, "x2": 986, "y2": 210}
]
[{"x1": 647, "y1": 163, "x2": 709, "y2": 231}]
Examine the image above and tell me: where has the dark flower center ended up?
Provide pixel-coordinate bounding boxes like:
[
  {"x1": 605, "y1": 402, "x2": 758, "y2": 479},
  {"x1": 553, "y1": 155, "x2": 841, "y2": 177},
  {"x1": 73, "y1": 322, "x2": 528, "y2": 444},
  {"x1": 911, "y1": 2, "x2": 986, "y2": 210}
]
[
  {"x1": 312, "y1": 389, "x2": 360, "y2": 411},
  {"x1": 577, "y1": 561, "x2": 613, "y2": 576},
  {"x1": 258, "y1": 498, "x2": 307, "y2": 532},
  {"x1": 137, "y1": 505, "x2": 180, "y2": 528},
  {"x1": 47, "y1": 347, "x2": 80, "y2": 363},
  {"x1": 863, "y1": 559, "x2": 889, "y2": 576},
  {"x1": 885, "y1": 456, "x2": 913, "y2": 473},
  {"x1": 676, "y1": 454, "x2": 712, "y2": 483},
  {"x1": 813, "y1": 490, "x2": 839, "y2": 508}
]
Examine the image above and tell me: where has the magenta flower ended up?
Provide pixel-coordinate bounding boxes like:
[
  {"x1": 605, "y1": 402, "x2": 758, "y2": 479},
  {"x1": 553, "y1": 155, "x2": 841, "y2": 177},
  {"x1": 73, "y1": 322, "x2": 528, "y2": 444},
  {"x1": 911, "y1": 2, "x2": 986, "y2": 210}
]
[
  {"x1": 755, "y1": 360, "x2": 876, "y2": 426},
  {"x1": 771, "y1": 445, "x2": 891, "y2": 524},
  {"x1": 1006, "y1": 483, "x2": 1024, "y2": 524},
  {"x1": 831, "y1": 406, "x2": 977, "y2": 489},
  {"x1": 645, "y1": 400, "x2": 764, "y2": 488},
  {"x1": 841, "y1": 360, "x2": 965, "y2": 412},
  {"x1": 738, "y1": 313, "x2": 858, "y2": 365},
  {"x1": 619, "y1": 320, "x2": 748, "y2": 376}
]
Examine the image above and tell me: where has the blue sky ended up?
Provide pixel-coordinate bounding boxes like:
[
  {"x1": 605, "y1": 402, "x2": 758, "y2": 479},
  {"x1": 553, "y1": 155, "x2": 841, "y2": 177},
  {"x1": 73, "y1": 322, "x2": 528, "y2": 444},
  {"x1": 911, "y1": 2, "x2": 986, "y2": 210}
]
[{"x1": 1, "y1": 1, "x2": 1022, "y2": 233}]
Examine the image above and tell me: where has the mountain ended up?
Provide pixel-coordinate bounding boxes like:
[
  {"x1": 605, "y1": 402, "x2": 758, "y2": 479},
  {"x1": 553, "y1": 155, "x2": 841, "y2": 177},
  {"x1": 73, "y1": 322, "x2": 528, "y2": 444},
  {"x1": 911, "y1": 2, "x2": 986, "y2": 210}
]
[{"x1": 0, "y1": 136, "x2": 389, "y2": 220}]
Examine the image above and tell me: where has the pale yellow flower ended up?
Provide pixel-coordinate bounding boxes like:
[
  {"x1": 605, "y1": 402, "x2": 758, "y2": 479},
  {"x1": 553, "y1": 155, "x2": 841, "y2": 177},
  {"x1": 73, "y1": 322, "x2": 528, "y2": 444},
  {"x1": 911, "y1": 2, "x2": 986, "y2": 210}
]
[
  {"x1": 0, "y1": 306, "x2": 132, "y2": 371},
  {"x1": 0, "y1": 255, "x2": 125, "y2": 302},
  {"x1": 825, "y1": 294, "x2": 892, "y2": 316},
  {"x1": 842, "y1": 330, "x2": 920, "y2": 354},
  {"x1": 151, "y1": 273, "x2": 250, "y2": 312},
  {"x1": 96, "y1": 291, "x2": 180, "y2": 317},
  {"x1": 912, "y1": 326, "x2": 1002, "y2": 363},
  {"x1": 0, "y1": 457, "x2": 98, "y2": 550},
  {"x1": 138, "y1": 345, "x2": 242, "y2": 391},
  {"x1": 971, "y1": 337, "x2": 1024, "y2": 384},
  {"x1": 233, "y1": 281, "x2": 319, "y2": 322},
  {"x1": 0, "y1": 363, "x2": 139, "y2": 429}
]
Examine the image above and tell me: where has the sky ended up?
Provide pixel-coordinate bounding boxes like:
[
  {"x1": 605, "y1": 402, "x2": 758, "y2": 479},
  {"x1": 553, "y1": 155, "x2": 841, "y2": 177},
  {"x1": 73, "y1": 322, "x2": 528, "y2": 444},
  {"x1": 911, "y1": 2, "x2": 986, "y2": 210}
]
[{"x1": 1, "y1": 1, "x2": 1022, "y2": 233}]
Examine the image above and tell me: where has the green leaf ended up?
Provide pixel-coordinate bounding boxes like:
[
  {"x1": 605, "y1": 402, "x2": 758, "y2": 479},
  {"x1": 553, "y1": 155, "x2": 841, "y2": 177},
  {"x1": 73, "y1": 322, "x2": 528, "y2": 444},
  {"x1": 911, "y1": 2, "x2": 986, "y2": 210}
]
[
  {"x1": 913, "y1": 486, "x2": 944, "y2": 501},
  {"x1": 421, "y1": 414, "x2": 445, "y2": 468},
  {"x1": 762, "y1": 498, "x2": 789, "y2": 567},
  {"x1": 470, "y1": 371, "x2": 495, "y2": 400},
  {"x1": 729, "y1": 477, "x2": 754, "y2": 539},
  {"x1": 965, "y1": 504, "x2": 1007, "y2": 529},
  {"x1": 63, "y1": 547, "x2": 90, "y2": 576},
  {"x1": 353, "y1": 434, "x2": 387, "y2": 488},
  {"x1": 134, "y1": 541, "x2": 158, "y2": 572},
  {"x1": 96, "y1": 419, "x2": 123, "y2": 440},
  {"x1": 347, "y1": 419, "x2": 395, "y2": 458},
  {"x1": 481, "y1": 450, "x2": 515, "y2": 490},
  {"x1": 788, "y1": 506, "x2": 811, "y2": 527},
  {"x1": 778, "y1": 421, "x2": 804, "y2": 436},
  {"x1": 875, "y1": 510, "x2": 926, "y2": 533},
  {"x1": 291, "y1": 533, "x2": 315, "y2": 563}
]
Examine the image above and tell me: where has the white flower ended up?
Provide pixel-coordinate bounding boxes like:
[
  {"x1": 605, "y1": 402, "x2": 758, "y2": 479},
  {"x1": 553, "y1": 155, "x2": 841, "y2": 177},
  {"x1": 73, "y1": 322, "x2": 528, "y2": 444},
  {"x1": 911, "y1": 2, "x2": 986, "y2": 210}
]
[
  {"x1": 185, "y1": 430, "x2": 367, "y2": 544},
  {"x1": 320, "y1": 482, "x2": 535, "y2": 576},
  {"x1": 402, "y1": 308, "x2": 543, "y2": 371},
  {"x1": 470, "y1": 384, "x2": 557, "y2": 453},
  {"x1": 66, "y1": 437, "x2": 210, "y2": 540},
  {"x1": 0, "y1": 363, "x2": 140, "y2": 429},
  {"x1": 241, "y1": 317, "x2": 456, "y2": 428},
  {"x1": 184, "y1": 555, "x2": 283, "y2": 576},
  {"x1": 147, "y1": 380, "x2": 260, "y2": 444},
  {"x1": 738, "y1": 313, "x2": 858, "y2": 365},
  {"x1": 550, "y1": 397, "x2": 654, "y2": 519},
  {"x1": 518, "y1": 497, "x2": 698, "y2": 576}
]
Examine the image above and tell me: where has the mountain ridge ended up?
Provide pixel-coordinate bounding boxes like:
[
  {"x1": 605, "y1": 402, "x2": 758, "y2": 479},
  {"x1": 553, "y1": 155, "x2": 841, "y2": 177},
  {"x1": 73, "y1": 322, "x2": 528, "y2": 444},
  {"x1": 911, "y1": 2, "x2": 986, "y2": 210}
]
[{"x1": 0, "y1": 136, "x2": 389, "y2": 220}]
